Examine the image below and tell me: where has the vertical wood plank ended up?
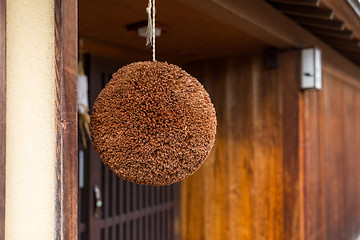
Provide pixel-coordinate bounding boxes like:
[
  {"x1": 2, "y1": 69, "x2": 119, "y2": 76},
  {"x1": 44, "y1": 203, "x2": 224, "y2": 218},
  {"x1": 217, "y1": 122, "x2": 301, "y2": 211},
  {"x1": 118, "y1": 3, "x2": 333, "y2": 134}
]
[
  {"x1": 54, "y1": 0, "x2": 78, "y2": 239},
  {"x1": 138, "y1": 215, "x2": 143, "y2": 240},
  {"x1": 161, "y1": 210, "x2": 166, "y2": 240},
  {"x1": 225, "y1": 58, "x2": 245, "y2": 240},
  {"x1": 156, "y1": 211, "x2": 161, "y2": 240},
  {"x1": 115, "y1": 176, "x2": 119, "y2": 216},
  {"x1": 123, "y1": 180, "x2": 128, "y2": 214},
  {"x1": 127, "y1": 221, "x2": 131, "y2": 240},
  {"x1": 173, "y1": 183, "x2": 181, "y2": 240},
  {"x1": 151, "y1": 186, "x2": 156, "y2": 207},
  {"x1": 151, "y1": 212, "x2": 156, "y2": 240},
  {"x1": 119, "y1": 178, "x2": 123, "y2": 215},
  {"x1": 138, "y1": 184, "x2": 143, "y2": 210},
  {"x1": 103, "y1": 166, "x2": 109, "y2": 219},
  {"x1": 0, "y1": 0, "x2": 6, "y2": 239},
  {"x1": 133, "y1": 218, "x2": 137, "y2": 240},
  {"x1": 180, "y1": 62, "x2": 206, "y2": 240},
  {"x1": 181, "y1": 52, "x2": 302, "y2": 240},
  {"x1": 117, "y1": 223, "x2": 121, "y2": 240},
  {"x1": 87, "y1": 55, "x2": 104, "y2": 240},
  {"x1": 103, "y1": 167, "x2": 109, "y2": 238},
  {"x1": 302, "y1": 70, "x2": 360, "y2": 240},
  {"x1": 133, "y1": 183, "x2": 137, "y2": 211},
  {"x1": 298, "y1": 87, "x2": 306, "y2": 240},
  {"x1": 212, "y1": 60, "x2": 230, "y2": 240},
  {"x1": 145, "y1": 215, "x2": 150, "y2": 240},
  {"x1": 167, "y1": 187, "x2": 172, "y2": 239},
  {"x1": 251, "y1": 55, "x2": 285, "y2": 240},
  {"x1": 126, "y1": 181, "x2": 131, "y2": 213},
  {"x1": 281, "y1": 51, "x2": 301, "y2": 240},
  {"x1": 144, "y1": 185, "x2": 149, "y2": 209},
  {"x1": 111, "y1": 172, "x2": 116, "y2": 219}
]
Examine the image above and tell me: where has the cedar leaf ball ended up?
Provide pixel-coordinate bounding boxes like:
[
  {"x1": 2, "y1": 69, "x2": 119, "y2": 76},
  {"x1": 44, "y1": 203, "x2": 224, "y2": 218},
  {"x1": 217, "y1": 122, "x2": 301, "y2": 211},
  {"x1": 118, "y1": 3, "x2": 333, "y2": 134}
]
[{"x1": 90, "y1": 61, "x2": 217, "y2": 185}]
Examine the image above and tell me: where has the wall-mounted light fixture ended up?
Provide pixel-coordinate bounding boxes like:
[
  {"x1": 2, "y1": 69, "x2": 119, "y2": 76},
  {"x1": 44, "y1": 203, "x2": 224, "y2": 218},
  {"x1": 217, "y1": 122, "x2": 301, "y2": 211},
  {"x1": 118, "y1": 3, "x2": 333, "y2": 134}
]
[{"x1": 300, "y1": 47, "x2": 322, "y2": 90}]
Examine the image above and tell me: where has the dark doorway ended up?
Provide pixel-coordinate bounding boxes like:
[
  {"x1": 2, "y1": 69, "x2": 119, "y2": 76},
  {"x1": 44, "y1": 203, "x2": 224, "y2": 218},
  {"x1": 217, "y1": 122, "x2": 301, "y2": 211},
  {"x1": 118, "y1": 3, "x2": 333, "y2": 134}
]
[{"x1": 78, "y1": 55, "x2": 180, "y2": 240}]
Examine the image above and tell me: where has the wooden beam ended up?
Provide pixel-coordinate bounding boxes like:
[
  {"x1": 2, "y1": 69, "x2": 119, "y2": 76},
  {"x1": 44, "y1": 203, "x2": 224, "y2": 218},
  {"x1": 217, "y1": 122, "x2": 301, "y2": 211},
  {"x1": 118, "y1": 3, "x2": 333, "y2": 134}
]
[
  {"x1": 333, "y1": 45, "x2": 360, "y2": 54},
  {"x1": 307, "y1": 27, "x2": 354, "y2": 39},
  {"x1": 270, "y1": 3, "x2": 334, "y2": 19},
  {"x1": 80, "y1": 36, "x2": 150, "y2": 62},
  {"x1": 177, "y1": 0, "x2": 302, "y2": 47},
  {"x1": 341, "y1": 52, "x2": 360, "y2": 65},
  {"x1": 268, "y1": 0, "x2": 320, "y2": 7},
  {"x1": 321, "y1": 0, "x2": 360, "y2": 40},
  {"x1": 291, "y1": 16, "x2": 345, "y2": 31},
  {"x1": 331, "y1": 45, "x2": 360, "y2": 66},
  {"x1": 54, "y1": 0, "x2": 78, "y2": 239},
  {"x1": 0, "y1": 0, "x2": 5, "y2": 239},
  {"x1": 177, "y1": 0, "x2": 360, "y2": 94},
  {"x1": 322, "y1": 37, "x2": 360, "y2": 47}
]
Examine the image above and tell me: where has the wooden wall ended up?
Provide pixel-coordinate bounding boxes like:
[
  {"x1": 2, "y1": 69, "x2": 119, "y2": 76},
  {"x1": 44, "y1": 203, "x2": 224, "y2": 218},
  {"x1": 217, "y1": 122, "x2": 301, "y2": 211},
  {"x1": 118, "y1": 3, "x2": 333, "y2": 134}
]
[
  {"x1": 302, "y1": 70, "x2": 360, "y2": 240},
  {"x1": 180, "y1": 51, "x2": 301, "y2": 240}
]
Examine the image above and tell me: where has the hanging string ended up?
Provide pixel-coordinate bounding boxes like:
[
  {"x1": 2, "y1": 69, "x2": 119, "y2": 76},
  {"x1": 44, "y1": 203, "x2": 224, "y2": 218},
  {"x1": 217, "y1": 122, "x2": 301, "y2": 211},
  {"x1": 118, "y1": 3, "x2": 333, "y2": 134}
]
[
  {"x1": 146, "y1": 0, "x2": 152, "y2": 47},
  {"x1": 146, "y1": 0, "x2": 156, "y2": 61},
  {"x1": 152, "y1": 0, "x2": 156, "y2": 61}
]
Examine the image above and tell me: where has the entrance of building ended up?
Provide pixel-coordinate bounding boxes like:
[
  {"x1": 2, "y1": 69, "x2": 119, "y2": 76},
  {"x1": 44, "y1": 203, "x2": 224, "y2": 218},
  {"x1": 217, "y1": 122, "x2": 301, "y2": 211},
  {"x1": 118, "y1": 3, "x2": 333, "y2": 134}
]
[
  {"x1": 78, "y1": 55, "x2": 180, "y2": 240},
  {"x1": 77, "y1": 0, "x2": 267, "y2": 239}
]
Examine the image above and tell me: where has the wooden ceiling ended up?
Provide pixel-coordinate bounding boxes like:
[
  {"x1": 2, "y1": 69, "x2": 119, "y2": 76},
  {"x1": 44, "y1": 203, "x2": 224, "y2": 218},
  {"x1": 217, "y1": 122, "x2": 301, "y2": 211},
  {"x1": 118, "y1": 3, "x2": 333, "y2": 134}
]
[
  {"x1": 267, "y1": 0, "x2": 360, "y2": 66},
  {"x1": 80, "y1": 0, "x2": 360, "y2": 66},
  {"x1": 79, "y1": 0, "x2": 267, "y2": 63}
]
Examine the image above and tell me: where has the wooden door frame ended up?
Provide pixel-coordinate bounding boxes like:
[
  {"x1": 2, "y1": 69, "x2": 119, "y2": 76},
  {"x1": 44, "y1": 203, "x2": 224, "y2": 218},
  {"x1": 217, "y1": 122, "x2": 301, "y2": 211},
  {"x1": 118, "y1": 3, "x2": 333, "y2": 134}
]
[
  {"x1": 0, "y1": 0, "x2": 6, "y2": 239},
  {"x1": 54, "y1": 0, "x2": 78, "y2": 239}
]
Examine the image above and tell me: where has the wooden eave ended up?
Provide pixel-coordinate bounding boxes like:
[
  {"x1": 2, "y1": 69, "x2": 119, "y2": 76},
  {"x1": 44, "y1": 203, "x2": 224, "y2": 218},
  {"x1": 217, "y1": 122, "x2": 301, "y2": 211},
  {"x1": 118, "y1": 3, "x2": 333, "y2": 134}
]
[
  {"x1": 178, "y1": 0, "x2": 360, "y2": 87},
  {"x1": 267, "y1": 0, "x2": 360, "y2": 66},
  {"x1": 80, "y1": 0, "x2": 359, "y2": 85}
]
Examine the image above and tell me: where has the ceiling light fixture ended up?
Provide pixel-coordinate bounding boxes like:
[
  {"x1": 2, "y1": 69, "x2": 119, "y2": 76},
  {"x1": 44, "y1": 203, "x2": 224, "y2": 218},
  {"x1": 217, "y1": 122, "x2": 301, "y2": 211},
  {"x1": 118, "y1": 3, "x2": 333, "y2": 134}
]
[
  {"x1": 137, "y1": 26, "x2": 162, "y2": 38},
  {"x1": 125, "y1": 20, "x2": 162, "y2": 38}
]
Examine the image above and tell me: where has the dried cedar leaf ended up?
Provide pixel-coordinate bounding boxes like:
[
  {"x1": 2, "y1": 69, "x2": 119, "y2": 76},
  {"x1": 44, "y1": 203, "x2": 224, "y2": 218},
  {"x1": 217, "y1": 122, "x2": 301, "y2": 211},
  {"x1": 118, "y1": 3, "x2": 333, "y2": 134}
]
[{"x1": 90, "y1": 61, "x2": 217, "y2": 186}]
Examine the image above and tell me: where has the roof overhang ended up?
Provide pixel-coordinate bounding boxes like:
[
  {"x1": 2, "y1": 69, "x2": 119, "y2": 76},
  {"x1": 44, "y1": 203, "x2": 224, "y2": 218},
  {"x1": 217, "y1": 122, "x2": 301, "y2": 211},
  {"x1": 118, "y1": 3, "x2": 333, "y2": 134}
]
[
  {"x1": 267, "y1": 0, "x2": 360, "y2": 66},
  {"x1": 347, "y1": 0, "x2": 360, "y2": 18},
  {"x1": 178, "y1": 0, "x2": 360, "y2": 86}
]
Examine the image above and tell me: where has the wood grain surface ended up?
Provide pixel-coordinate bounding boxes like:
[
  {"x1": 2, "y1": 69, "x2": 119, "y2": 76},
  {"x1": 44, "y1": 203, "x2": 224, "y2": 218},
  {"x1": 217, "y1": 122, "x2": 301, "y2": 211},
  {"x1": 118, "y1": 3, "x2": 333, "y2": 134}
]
[
  {"x1": 78, "y1": 0, "x2": 267, "y2": 63},
  {"x1": 302, "y1": 69, "x2": 360, "y2": 240},
  {"x1": 54, "y1": 0, "x2": 78, "y2": 239},
  {"x1": 0, "y1": 0, "x2": 5, "y2": 239},
  {"x1": 180, "y1": 51, "x2": 301, "y2": 240},
  {"x1": 178, "y1": 0, "x2": 360, "y2": 87}
]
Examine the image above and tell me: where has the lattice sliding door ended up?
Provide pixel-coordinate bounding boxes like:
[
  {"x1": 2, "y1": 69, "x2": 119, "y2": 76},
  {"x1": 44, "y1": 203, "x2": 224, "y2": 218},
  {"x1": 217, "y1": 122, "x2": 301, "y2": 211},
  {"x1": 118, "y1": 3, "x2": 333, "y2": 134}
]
[{"x1": 78, "y1": 55, "x2": 180, "y2": 240}]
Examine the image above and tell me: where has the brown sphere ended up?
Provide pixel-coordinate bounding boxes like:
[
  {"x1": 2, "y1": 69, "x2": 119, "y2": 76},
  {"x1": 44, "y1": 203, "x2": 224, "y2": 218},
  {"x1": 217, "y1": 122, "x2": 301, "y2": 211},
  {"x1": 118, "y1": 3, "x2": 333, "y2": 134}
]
[{"x1": 90, "y1": 61, "x2": 216, "y2": 185}]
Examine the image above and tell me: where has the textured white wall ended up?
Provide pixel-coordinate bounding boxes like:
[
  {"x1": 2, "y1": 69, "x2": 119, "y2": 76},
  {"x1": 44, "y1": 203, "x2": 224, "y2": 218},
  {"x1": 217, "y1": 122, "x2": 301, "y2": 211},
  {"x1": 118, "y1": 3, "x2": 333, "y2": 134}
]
[{"x1": 6, "y1": 0, "x2": 55, "y2": 239}]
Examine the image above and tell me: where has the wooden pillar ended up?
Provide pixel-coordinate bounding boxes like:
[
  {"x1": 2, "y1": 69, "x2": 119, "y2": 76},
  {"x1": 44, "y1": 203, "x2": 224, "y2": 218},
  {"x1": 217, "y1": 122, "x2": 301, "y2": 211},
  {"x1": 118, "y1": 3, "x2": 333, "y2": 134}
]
[
  {"x1": 5, "y1": 0, "x2": 78, "y2": 239},
  {"x1": 54, "y1": 0, "x2": 78, "y2": 239}
]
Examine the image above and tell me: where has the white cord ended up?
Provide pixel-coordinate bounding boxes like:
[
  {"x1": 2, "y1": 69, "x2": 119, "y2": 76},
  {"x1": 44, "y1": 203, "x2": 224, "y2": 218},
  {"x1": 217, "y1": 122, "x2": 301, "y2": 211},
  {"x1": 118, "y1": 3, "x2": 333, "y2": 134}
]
[
  {"x1": 146, "y1": 0, "x2": 156, "y2": 61},
  {"x1": 146, "y1": 0, "x2": 152, "y2": 47},
  {"x1": 152, "y1": 0, "x2": 156, "y2": 61}
]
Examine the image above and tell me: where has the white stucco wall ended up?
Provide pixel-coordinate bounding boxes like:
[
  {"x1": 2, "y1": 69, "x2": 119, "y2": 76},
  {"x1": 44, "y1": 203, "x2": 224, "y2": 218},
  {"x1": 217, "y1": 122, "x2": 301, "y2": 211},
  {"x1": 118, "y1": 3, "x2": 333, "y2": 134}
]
[{"x1": 6, "y1": 0, "x2": 55, "y2": 239}]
